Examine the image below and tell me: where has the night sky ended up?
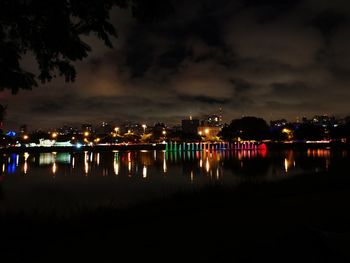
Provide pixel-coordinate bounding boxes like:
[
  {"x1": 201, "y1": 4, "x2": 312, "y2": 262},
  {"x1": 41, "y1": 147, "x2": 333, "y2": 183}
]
[{"x1": 2, "y1": 0, "x2": 350, "y2": 130}]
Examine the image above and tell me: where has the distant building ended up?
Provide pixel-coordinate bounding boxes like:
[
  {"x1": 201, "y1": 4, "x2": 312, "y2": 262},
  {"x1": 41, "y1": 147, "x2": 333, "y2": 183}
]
[
  {"x1": 270, "y1": 119, "x2": 287, "y2": 128},
  {"x1": 311, "y1": 115, "x2": 337, "y2": 127},
  {"x1": 19, "y1": 124, "x2": 28, "y2": 134},
  {"x1": 171, "y1": 125, "x2": 182, "y2": 132},
  {"x1": 95, "y1": 122, "x2": 113, "y2": 134},
  {"x1": 182, "y1": 117, "x2": 200, "y2": 134},
  {"x1": 151, "y1": 122, "x2": 166, "y2": 134},
  {"x1": 201, "y1": 114, "x2": 223, "y2": 128},
  {"x1": 197, "y1": 126, "x2": 221, "y2": 139},
  {"x1": 58, "y1": 125, "x2": 77, "y2": 135},
  {"x1": 81, "y1": 124, "x2": 93, "y2": 133},
  {"x1": 120, "y1": 122, "x2": 143, "y2": 135}
]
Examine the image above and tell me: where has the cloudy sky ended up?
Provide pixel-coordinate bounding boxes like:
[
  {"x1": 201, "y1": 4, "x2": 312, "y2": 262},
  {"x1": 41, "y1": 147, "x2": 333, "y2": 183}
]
[{"x1": 2, "y1": 0, "x2": 350, "y2": 130}]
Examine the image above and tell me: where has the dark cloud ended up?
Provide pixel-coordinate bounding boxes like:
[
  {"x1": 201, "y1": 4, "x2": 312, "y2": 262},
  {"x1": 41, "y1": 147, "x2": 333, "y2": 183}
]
[
  {"x1": 269, "y1": 82, "x2": 311, "y2": 97},
  {"x1": 157, "y1": 46, "x2": 190, "y2": 69},
  {"x1": 2, "y1": 0, "x2": 350, "y2": 130},
  {"x1": 243, "y1": 0, "x2": 303, "y2": 23},
  {"x1": 178, "y1": 95, "x2": 229, "y2": 105},
  {"x1": 31, "y1": 101, "x2": 66, "y2": 113},
  {"x1": 309, "y1": 9, "x2": 346, "y2": 46},
  {"x1": 230, "y1": 78, "x2": 253, "y2": 94}
]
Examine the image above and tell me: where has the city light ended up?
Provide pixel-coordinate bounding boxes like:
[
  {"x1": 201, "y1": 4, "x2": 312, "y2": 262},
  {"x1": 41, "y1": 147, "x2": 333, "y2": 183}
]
[
  {"x1": 52, "y1": 132, "x2": 58, "y2": 138},
  {"x1": 142, "y1": 124, "x2": 147, "y2": 134},
  {"x1": 142, "y1": 166, "x2": 147, "y2": 178}
]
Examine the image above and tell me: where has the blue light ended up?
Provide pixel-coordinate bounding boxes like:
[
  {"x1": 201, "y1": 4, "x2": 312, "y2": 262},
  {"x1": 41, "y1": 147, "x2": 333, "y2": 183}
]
[
  {"x1": 8, "y1": 163, "x2": 16, "y2": 174},
  {"x1": 6, "y1": 131, "x2": 16, "y2": 137},
  {"x1": 76, "y1": 143, "x2": 83, "y2": 149}
]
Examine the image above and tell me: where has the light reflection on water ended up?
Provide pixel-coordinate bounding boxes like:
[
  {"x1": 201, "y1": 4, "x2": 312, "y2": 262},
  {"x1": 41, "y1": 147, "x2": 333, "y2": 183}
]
[
  {"x1": 0, "y1": 149, "x2": 342, "y2": 179},
  {"x1": 0, "y1": 149, "x2": 347, "y2": 213}
]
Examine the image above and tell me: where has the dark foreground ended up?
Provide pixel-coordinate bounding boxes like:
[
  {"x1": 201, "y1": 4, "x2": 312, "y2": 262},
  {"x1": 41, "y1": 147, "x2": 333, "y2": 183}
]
[{"x1": 1, "y1": 171, "x2": 350, "y2": 263}]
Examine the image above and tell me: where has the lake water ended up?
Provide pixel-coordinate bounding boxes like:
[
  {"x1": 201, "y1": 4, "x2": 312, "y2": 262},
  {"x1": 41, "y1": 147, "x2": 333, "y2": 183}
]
[{"x1": 0, "y1": 148, "x2": 348, "y2": 214}]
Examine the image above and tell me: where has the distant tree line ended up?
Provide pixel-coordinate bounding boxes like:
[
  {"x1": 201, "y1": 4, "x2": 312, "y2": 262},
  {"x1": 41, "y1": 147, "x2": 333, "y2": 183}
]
[{"x1": 220, "y1": 116, "x2": 350, "y2": 142}]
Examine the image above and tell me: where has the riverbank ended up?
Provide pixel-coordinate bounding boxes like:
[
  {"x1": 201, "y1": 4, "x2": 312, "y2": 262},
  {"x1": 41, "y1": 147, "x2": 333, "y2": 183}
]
[{"x1": 1, "y1": 170, "x2": 349, "y2": 262}]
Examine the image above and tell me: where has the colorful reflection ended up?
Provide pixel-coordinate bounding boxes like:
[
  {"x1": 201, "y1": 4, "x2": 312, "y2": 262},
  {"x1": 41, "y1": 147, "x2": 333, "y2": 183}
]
[
  {"x1": 307, "y1": 149, "x2": 331, "y2": 158},
  {"x1": 284, "y1": 151, "x2": 296, "y2": 173},
  {"x1": 0, "y1": 147, "x2": 343, "y2": 180}
]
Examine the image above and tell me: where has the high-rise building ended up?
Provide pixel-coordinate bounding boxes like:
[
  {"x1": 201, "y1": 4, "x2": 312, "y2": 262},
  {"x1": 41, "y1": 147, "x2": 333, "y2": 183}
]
[
  {"x1": 182, "y1": 117, "x2": 200, "y2": 134},
  {"x1": 203, "y1": 114, "x2": 223, "y2": 127}
]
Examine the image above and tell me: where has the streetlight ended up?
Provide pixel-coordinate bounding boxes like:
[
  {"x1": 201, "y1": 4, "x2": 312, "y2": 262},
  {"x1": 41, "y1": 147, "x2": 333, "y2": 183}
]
[
  {"x1": 114, "y1": 127, "x2": 120, "y2": 134},
  {"x1": 142, "y1": 124, "x2": 147, "y2": 134}
]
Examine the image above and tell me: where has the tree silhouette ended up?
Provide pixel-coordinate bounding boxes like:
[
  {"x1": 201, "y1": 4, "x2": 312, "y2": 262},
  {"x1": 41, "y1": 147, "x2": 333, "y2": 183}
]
[
  {"x1": 0, "y1": 0, "x2": 172, "y2": 94},
  {"x1": 220, "y1": 117, "x2": 270, "y2": 141}
]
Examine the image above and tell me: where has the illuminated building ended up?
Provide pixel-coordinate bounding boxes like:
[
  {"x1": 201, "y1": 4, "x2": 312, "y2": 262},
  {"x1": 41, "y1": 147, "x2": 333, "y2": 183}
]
[
  {"x1": 270, "y1": 119, "x2": 287, "y2": 128},
  {"x1": 120, "y1": 122, "x2": 144, "y2": 135},
  {"x1": 202, "y1": 114, "x2": 223, "y2": 128},
  {"x1": 197, "y1": 126, "x2": 221, "y2": 139}
]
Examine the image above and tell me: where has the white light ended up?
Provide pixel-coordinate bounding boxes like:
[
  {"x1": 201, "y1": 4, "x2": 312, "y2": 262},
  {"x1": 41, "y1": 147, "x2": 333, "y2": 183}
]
[
  {"x1": 52, "y1": 162, "x2": 57, "y2": 174},
  {"x1": 163, "y1": 158, "x2": 167, "y2": 173},
  {"x1": 143, "y1": 166, "x2": 147, "y2": 178},
  {"x1": 284, "y1": 158, "x2": 289, "y2": 173},
  {"x1": 114, "y1": 158, "x2": 119, "y2": 175},
  {"x1": 96, "y1": 153, "x2": 100, "y2": 166},
  {"x1": 206, "y1": 157, "x2": 210, "y2": 172},
  {"x1": 24, "y1": 162, "x2": 28, "y2": 174}
]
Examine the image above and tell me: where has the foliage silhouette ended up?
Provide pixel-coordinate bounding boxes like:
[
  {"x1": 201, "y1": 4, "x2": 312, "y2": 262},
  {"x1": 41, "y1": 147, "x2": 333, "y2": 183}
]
[
  {"x1": 0, "y1": 0, "x2": 172, "y2": 94},
  {"x1": 220, "y1": 116, "x2": 270, "y2": 141}
]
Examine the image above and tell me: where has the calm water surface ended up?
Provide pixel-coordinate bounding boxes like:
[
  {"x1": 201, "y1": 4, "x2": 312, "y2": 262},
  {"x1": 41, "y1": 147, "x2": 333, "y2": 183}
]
[{"x1": 0, "y1": 149, "x2": 347, "y2": 213}]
